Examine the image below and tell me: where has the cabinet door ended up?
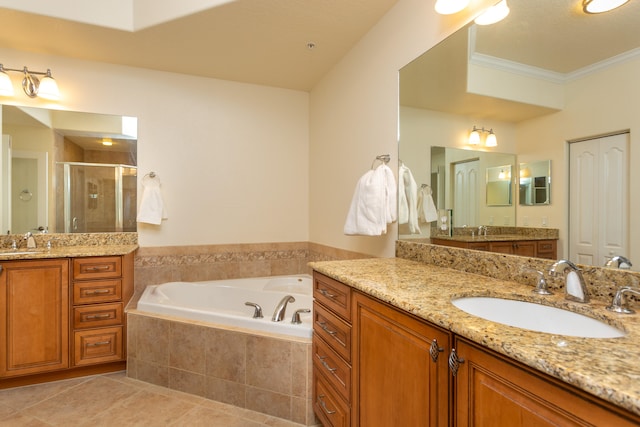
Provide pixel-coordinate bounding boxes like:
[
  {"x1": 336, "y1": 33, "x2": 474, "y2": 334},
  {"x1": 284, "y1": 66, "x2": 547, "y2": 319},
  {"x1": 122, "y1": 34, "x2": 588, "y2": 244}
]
[
  {"x1": 513, "y1": 241, "x2": 536, "y2": 257},
  {"x1": 488, "y1": 241, "x2": 515, "y2": 254},
  {"x1": 453, "y1": 338, "x2": 640, "y2": 427},
  {"x1": 353, "y1": 292, "x2": 451, "y2": 427},
  {"x1": 0, "y1": 259, "x2": 69, "y2": 377}
]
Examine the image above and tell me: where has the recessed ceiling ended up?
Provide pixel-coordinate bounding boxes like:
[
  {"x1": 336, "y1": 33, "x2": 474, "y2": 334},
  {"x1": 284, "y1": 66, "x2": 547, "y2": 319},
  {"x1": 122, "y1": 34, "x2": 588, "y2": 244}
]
[{"x1": 0, "y1": 0, "x2": 399, "y2": 92}]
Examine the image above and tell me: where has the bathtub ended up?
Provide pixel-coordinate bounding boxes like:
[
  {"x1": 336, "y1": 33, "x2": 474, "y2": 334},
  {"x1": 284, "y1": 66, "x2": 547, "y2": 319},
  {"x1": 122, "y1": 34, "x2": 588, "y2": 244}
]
[{"x1": 137, "y1": 275, "x2": 313, "y2": 338}]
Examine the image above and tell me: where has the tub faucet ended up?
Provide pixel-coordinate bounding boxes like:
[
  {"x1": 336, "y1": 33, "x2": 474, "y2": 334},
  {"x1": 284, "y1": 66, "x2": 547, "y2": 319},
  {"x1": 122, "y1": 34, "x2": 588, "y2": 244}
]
[
  {"x1": 605, "y1": 256, "x2": 632, "y2": 269},
  {"x1": 272, "y1": 295, "x2": 295, "y2": 322},
  {"x1": 549, "y1": 259, "x2": 589, "y2": 303}
]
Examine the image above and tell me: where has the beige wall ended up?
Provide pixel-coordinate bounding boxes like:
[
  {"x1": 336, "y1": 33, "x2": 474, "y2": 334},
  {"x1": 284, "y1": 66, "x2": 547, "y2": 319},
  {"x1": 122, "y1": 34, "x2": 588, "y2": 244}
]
[
  {"x1": 0, "y1": 0, "x2": 496, "y2": 254},
  {"x1": 0, "y1": 47, "x2": 309, "y2": 247},
  {"x1": 308, "y1": 0, "x2": 497, "y2": 257}
]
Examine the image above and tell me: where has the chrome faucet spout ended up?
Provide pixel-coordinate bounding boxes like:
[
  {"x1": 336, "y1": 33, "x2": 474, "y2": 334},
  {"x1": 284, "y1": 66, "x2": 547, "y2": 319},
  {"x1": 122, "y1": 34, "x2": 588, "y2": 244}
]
[
  {"x1": 549, "y1": 259, "x2": 589, "y2": 303},
  {"x1": 272, "y1": 295, "x2": 295, "y2": 322},
  {"x1": 605, "y1": 256, "x2": 632, "y2": 269}
]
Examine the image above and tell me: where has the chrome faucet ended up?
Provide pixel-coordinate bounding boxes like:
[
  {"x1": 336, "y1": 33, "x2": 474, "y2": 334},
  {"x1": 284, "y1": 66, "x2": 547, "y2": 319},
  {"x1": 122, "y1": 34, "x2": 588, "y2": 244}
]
[
  {"x1": 24, "y1": 232, "x2": 37, "y2": 249},
  {"x1": 605, "y1": 256, "x2": 632, "y2": 269},
  {"x1": 606, "y1": 286, "x2": 640, "y2": 314},
  {"x1": 478, "y1": 225, "x2": 488, "y2": 237},
  {"x1": 549, "y1": 259, "x2": 589, "y2": 303},
  {"x1": 272, "y1": 295, "x2": 295, "y2": 322}
]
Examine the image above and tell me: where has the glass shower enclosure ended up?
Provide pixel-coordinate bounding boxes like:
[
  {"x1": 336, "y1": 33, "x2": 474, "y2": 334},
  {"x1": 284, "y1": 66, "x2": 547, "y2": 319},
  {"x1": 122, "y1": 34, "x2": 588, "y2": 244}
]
[{"x1": 59, "y1": 162, "x2": 137, "y2": 233}]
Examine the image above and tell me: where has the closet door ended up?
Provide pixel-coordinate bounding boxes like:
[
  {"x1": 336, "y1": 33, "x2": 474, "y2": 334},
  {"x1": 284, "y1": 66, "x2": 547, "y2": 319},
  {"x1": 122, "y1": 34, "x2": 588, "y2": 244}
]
[
  {"x1": 569, "y1": 133, "x2": 628, "y2": 266},
  {"x1": 453, "y1": 160, "x2": 479, "y2": 228}
]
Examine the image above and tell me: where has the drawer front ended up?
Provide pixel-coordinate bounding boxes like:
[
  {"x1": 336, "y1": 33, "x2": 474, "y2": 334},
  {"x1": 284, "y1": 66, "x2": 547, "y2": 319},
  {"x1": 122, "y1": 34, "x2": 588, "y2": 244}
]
[
  {"x1": 73, "y1": 256, "x2": 122, "y2": 280},
  {"x1": 314, "y1": 302, "x2": 352, "y2": 363},
  {"x1": 313, "y1": 335, "x2": 351, "y2": 401},
  {"x1": 313, "y1": 272, "x2": 352, "y2": 322},
  {"x1": 73, "y1": 280, "x2": 122, "y2": 304},
  {"x1": 314, "y1": 374, "x2": 350, "y2": 427},
  {"x1": 73, "y1": 303, "x2": 123, "y2": 329},
  {"x1": 73, "y1": 327, "x2": 123, "y2": 366}
]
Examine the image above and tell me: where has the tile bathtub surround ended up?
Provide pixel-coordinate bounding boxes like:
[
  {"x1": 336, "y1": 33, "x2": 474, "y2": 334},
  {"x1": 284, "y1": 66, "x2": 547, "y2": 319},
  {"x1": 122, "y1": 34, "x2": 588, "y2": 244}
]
[
  {"x1": 0, "y1": 371, "x2": 316, "y2": 426},
  {"x1": 396, "y1": 240, "x2": 640, "y2": 304},
  {"x1": 127, "y1": 312, "x2": 317, "y2": 426},
  {"x1": 133, "y1": 241, "x2": 369, "y2": 294}
]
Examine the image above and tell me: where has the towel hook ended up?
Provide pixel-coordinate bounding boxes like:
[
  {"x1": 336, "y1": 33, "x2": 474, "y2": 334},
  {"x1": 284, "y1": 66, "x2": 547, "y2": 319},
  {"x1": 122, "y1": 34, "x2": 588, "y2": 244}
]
[{"x1": 371, "y1": 154, "x2": 391, "y2": 169}]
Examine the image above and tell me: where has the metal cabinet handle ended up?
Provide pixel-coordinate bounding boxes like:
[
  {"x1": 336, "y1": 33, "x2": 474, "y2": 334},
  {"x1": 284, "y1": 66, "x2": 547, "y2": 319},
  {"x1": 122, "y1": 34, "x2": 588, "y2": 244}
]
[
  {"x1": 86, "y1": 289, "x2": 111, "y2": 295},
  {"x1": 318, "y1": 288, "x2": 337, "y2": 299},
  {"x1": 317, "y1": 395, "x2": 336, "y2": 415},
  {"x1": 85, "y1": 313, "x2": 112, "y2": 320},
  {"x1": 86, "y1": 265, "x2": 111, "y2": 271},
  {"x1": 316, "y1": 321, "x2": 346, "y2": 347},
  {"x1": 429, "y1": 339, "x2": 444, "y2": 363},
  {"x1": 448, "y1": 348, "x2": 465, "y2": 376},
  {"x1": 317, "y1": 355, "x2": 338, "y2": 373},
  {"x1": 87, "y1": 340, "x2": 111, "y2": 347}
]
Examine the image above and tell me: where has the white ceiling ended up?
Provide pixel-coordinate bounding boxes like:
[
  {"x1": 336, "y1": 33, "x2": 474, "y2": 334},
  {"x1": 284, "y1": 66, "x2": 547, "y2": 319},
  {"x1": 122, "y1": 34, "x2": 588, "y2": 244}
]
[
  {"x1": 400, "y1": 0, "x2": 640, "y2": 122},
  {"x1": 0, "y1": 0, "x2": 399, "y2": 92}
]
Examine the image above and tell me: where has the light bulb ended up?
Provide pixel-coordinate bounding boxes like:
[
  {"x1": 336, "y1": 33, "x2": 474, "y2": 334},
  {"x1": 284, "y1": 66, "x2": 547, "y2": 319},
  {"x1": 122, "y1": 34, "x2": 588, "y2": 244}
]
[
  {"x1": 37, "y1": 70, "x2": 60, "y2": 100},
  {"x1": 435, "y1": 0, "x2": 470, "y2": 15},
  {"x1": 475, "y1": 0, "x2": 510, "y2": 25}
]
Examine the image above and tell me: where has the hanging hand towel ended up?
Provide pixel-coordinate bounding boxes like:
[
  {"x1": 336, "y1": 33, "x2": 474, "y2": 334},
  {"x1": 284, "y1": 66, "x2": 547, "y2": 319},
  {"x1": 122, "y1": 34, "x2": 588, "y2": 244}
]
[
  {"x1": 137, "y1": 175, "x2": 167, "y2": 225},
  {"x1": 344, "y1": 164, "x2": 396, "y2": 236},
  {"x1": 399, "y1": 164, "x2": 420, "y2": 234},
  {"x1": 418, "y1": 186, "x2": 438, "y2": 223}
]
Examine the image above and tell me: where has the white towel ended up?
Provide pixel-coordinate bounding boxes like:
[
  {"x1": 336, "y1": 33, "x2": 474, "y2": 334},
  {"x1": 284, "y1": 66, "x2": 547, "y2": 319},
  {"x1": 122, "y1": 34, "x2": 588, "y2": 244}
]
[
  {"x1": 344, "y1": 164, "x2": 397, "y2": 236},
  {"x1": 418, "y1": 186, "x2": 438, "y2": 223},
  {"x1": 398, "y1": 164, "x2": 420, "y2": 234},
  {"x1": 137, "y1": 176, "x2": 167, "y2": 225}
]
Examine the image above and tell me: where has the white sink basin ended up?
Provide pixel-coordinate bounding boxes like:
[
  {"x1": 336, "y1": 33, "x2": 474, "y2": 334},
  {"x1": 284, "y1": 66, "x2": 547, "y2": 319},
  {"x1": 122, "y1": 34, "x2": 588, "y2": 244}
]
[{"x1": 452, "y1": 297, "x2": 625, "y2": 338}]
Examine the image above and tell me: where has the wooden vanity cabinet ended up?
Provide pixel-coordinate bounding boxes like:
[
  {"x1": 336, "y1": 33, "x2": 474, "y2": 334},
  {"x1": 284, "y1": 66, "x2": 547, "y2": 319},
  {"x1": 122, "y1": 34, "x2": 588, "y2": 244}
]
[
  {"x1": 0, "y1": 259, "x2": 69, "y2": 377},
  {"x1": 0, "y1": 253, "x2": 133, "y2": 387},
  {"x1": 453, "y1": 337, "x2": 640, "y2": 426},
  {"x1": 312, "y1": 272, "x2": 353, "y2": 427},
  {"x1": 71, "y1": 255, "x2": 133, "y2": 367},
  {"x1": 353, "y1": 291, "x2": 451, "y2": 427},
  {"x1": 431, "y1": 238, "x2": 557, "y2": 259}
]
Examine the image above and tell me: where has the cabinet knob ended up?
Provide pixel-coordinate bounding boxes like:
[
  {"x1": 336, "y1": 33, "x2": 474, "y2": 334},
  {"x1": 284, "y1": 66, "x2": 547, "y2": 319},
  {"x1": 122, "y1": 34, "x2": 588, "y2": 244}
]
[
  {"x1": 429, "y1": 339, "x2": 444, "y2": 362},
  {"x1": 448, "y1": 348, "x2": 465, "y2": 376}
]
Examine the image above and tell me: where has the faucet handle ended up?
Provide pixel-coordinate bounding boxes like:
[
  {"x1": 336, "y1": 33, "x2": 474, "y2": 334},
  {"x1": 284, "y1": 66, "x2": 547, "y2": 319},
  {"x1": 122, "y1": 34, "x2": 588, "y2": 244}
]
[
  {"x1": 291, "y1": 308, "x2": 311, "y2": 324},
  {"x1": 245, "y1": 302, "x2": 263, "y2": 318},
  {"x1": 531, "y1": 270, "x2": 552, "y2": 295},
  {"x1": 606, "y1": 286, "x2": 640, "y2": 314}
]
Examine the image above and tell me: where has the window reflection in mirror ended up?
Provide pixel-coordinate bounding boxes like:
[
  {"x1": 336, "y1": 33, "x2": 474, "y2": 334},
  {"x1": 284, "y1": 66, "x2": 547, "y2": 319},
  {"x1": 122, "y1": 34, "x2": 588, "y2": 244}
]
[
  {"x1": 519, "y1": 160, "x2": 550, "y2": 206},
  {"x1": 0, "y1": 105, "x2": 137, "y2": 234}
]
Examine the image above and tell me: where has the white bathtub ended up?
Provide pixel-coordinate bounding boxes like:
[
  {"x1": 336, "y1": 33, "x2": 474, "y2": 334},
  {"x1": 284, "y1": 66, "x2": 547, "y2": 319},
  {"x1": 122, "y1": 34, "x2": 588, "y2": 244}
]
[{"x1": 137, "y1": 275, "x2": 313, "y2": 338}]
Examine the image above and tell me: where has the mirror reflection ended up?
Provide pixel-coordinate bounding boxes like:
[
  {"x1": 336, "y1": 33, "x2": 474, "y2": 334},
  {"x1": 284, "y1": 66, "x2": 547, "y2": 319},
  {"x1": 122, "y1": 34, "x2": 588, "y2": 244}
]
[
  {"x1": 398, "y1": 0, "x2": 639, "y2": 270},
  {"x1": 0, "y1": 105, "x2": 138, "y2": 234},
  {"x1": 519, "y1": 160, "x2": 550, "y2": 206}
]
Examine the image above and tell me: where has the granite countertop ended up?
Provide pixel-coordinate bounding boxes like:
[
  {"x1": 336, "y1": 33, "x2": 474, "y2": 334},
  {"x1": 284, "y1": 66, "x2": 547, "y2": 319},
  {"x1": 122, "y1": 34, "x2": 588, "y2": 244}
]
[
  {"x1": 309, "y1": 257, "x2": 640, "y2": 416},
  {"x1": 0, "y1": 244, "x2": 138, "y2": 261},
  {"x1": 432, "y1": 234, "x2": 555, "y2": 242}
]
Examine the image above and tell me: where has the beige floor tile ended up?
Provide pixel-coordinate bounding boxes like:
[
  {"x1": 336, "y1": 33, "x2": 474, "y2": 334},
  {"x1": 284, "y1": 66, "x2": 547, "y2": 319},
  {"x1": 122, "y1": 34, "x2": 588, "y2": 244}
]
[
  {"x1": 0, "y1": 377, "x2": 89, "y2": 411},
  {"x1": 0, "y1": 412, "x2": 51, "y2": 427},
  {"x1": 170, "y1": 405, "x2": 265, "y2": 427}
]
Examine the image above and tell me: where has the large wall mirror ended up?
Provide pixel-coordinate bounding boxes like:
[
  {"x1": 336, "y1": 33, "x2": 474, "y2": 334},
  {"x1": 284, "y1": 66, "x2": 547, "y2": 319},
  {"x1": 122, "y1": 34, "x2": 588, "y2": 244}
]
[
  {"x1": 0, "y1": 105, "x2": 137, "y2": 234},
  {"x1": 398, "y1": 0, "x2": 639, "y2": 271}
]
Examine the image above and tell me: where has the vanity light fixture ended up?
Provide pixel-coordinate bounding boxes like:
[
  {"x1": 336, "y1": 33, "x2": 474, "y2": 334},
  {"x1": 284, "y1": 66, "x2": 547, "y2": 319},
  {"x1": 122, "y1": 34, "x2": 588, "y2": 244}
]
[
  {"x1": 583, "y1": 0, "x2": 629, "y2": 13},
  {"x1": 0, "y1": 64, "x2": 60, "y2": 100},
  {"x1": 102, "y1": 138, "x2": 113, "y2": 146},
  {"x1": 469, "y1": 126, "x2": 498, "y2": 147},
  {"x1": 434, "y1": 0, "x2": 470, "y2": 15},
  {"x1": 474, "y1": 0, "x2": 510, "y2": 25}
]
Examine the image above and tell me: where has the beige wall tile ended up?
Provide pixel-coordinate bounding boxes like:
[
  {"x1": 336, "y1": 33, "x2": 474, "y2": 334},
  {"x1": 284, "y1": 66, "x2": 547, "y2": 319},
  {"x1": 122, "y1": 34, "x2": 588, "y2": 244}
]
[
  {"x1": 205, "y1": 377, "x2": 246, "y2": 407},
  {"x1": 135, "y1": 360, "x2": 169, "y2": 387},
  {"x1": 169, "y1": 368, "x2": 206, "y2": 398},
  {"x1": 205, "y1": 328, "x2": 247, "y2": 382},
  {"x1": 136, "y1": 315, "x2": 170, "y2": 365},
  {"x1": 246, "y1": 336, "x2": 291, "y2": 395},
  {"x1": 245, "y1": 387, "x2": 291, "y2": 420},
  {"x1": 169, "y1": 322, "x2": 207, "y2": 374}
]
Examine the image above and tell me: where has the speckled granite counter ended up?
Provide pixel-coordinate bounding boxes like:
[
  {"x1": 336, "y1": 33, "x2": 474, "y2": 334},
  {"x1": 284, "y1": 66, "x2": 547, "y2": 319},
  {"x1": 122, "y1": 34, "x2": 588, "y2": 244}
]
[
  {"x1": 309, "y1": 257, "x2": 640, "y2": 416},
  {"x1": 431, "y1": 234, "x2": 554, "y2": 243},
  {"x1": 0, "y1": 245, "x2": 138, "y2": 260}
]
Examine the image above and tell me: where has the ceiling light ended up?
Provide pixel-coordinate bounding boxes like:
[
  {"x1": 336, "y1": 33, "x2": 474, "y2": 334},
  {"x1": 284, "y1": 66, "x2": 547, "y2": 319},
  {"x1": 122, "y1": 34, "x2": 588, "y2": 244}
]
[
  {"x1": 435, "y1": 0, "x2": 470, "y2": 15},
  {"x1": 474, "y1": 0, "x2": 510, "y2": 25},
  {"x1": 469, "y1": 126, "x2": 498, "y2": 147},
  {"x1": 583, "y1": 0, "x2": 629, "y2": 13},
  {"x1": 0, "y1": 64, "x2": 60, "y2": 100}
]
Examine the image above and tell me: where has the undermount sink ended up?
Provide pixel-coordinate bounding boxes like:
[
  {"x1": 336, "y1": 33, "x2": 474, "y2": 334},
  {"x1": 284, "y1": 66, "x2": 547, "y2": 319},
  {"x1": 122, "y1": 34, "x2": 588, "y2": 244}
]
[{"x1": 452, "y1": 297, "x2": 626, "y2": 338}]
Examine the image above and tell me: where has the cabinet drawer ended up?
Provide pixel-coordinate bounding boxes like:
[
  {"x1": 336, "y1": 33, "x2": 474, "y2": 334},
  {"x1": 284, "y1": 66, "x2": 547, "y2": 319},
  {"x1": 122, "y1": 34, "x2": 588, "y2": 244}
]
[
  {"x1": 73, "y1": 257, "x2": 122, "y2": 280},
  {"x1": 314, "y1": 374, "x2": 350, "y2": 427},
  {"x1": 73, "y1": 327, "x2": 123, "y2": 366},
  {"x1": 73, "y1": 303, "x2": 123, "y2": 329},
  {"x1": 314, "y1": 272, "x2": 352, "y2": 321},
  {"x1": 73, "y1": 280, "x2": 122, "y2": 304},
  {"x1": 314, "y1": 302, "x2": 352, "y2": 363},
  {"x1": 313, "y1": 335, "x2": 351, "y2": 402}
]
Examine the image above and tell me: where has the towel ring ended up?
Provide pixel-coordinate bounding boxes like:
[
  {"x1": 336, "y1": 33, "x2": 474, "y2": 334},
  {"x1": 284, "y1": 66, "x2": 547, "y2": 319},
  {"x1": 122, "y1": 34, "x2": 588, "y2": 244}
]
[
  {"x1": 371, "y1": 154, "x2": 391, "y2": 169},
  {"x1": 142, "y1": 171, "x2": 160, "y2": 185},
  {"x1": 19, "y1": 189, "x2": 33, "y2": 201}
]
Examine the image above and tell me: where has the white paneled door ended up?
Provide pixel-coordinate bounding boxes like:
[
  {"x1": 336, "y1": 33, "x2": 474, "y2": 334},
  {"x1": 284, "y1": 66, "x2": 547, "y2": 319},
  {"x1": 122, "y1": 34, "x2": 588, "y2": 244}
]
[
  {"x1": 569, "y1": 133, "x2": 629, "y2": 266},
  {"x1": 453, "y1": 160, "x2": 479, "y2": 228}
]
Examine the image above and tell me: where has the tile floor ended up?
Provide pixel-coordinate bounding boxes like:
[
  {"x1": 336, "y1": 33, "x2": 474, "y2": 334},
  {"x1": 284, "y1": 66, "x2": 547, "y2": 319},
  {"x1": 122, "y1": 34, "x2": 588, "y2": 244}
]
[{"x1": 0, "y1": 372, "x2": 319, "y2": 426}]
